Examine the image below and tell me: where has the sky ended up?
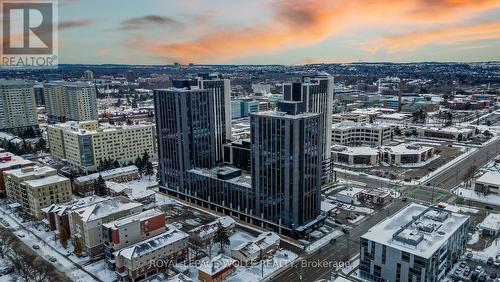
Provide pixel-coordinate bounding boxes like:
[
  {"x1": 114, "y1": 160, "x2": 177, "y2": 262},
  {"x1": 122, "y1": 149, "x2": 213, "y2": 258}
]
[{"x1": 55, "y1": 0, "x2": 500, "y2": 65}]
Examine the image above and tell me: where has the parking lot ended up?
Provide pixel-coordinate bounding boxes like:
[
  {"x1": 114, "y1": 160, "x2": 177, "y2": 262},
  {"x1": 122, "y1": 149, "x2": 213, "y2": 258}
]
[{"x1": 450, "y1": 253, "x2": 499, "y2": 281}]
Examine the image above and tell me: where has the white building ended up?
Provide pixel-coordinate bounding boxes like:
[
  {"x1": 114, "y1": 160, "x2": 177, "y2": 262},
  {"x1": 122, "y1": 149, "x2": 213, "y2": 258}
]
[
  {"x1": 360, "y1": 204, "x2": 469, "y2": 282},
  {"x1": 474, "y1": 171, "x2": 500, "y2": 195},
  {"x1": 379, "y1": 144, "x2": 435, "y2": 167},
  {"x1": 336, "y1": 187, "x2": 364, "y2": 204},
  {"x1": 331, "y1": 146, "x2": 379, "y2": 166},
  {"x1": 332, "y1": 122, "x2": 392, "y2": 146},
  {"x1": 478, "y1": 213, "x2": 500, "y2": 236},
  {"x1": 417, "y1": 126, "x2": 475, "y2": 141}
]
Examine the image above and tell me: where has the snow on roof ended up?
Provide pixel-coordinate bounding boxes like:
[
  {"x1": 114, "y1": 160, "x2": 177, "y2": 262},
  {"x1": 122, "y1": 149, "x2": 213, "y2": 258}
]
[
  {"x1": 73, "y1": 196, "x2": 142, "y2": 222},
  {"x1": 106, "y1": 181, "x2": 129, "y2": 193},
  {"x1": 377, "y1": 113, "x2": 411, "y2": 120},
  {"x1": 0, "y1": 153, "x2": 34, "y2": 170},
  {"x1": 24, "y1": 175, "x2": 69, "y2": 187},
  {"x1": 380, "y1": 143, "x2": 433, "y2": 155},
  {"x1": 479, "y1": 213, "x2": 500, "y2": 232},
  {"x1": 362, "y1": 203, "x2": 468, "y2": 258},
  {"x1": 102, "y1": 209, "x2": 163, "y2": 229},
  {"x1": 332, "y1": 121, "x2": 391, "y2": 130},
  {"x1": 338, "y1": 187, "x2": 364, "y2": 197},
  {"x1": 197, "y1": 254, "x2": 236, "y2": 276},
  {"x1": 331, "y1": 145, "x2": 379, "y2": 156},
  {"x1": 166, "y1": 274, "x2": 194, "y2": 282},
  {"x1": 116, "y1": 228, "x2": 188, "y2": 260},
  {"x1": 4, "y1": 165, "x2": 55, "y2": 178},
  {"x1": 476, "y1": 171, "x2": 500, "y2": 186},
  {"x1": 420, "y1": 126, "x2": 474, "y2": 134},
  {"x1": 41, "y1": 195, "x2": 107, "y2": 215},
  {"x1": 75, "y1": 165, "x2": 138, "y2": 183},
  {"x1": 188, "y1": 216, "x2": 236, "y2": 239},
  {"x1": 254, "y1": 232, "x2": 280, "y2": 249}
]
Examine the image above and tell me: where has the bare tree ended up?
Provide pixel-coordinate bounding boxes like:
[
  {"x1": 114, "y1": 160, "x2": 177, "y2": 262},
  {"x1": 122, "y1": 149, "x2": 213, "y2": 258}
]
[
  {"x1": 29, "y1": 261, "x2": 49, "y2": 282},
  {"x1": 7, "y1": 251, "x2": 33, "y2": 281},
  {"x1": 0, "y1": 236, "x2": 14, "y2": 259}
]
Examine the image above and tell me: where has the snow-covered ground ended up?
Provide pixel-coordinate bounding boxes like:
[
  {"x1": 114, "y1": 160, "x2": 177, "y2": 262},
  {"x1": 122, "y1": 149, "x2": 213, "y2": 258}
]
[
  {"x1": 469, "y1": 240, "x2": 500, "y2": 262},
  {"x1": 305, "y1": 230, "x2": 343, "y2": 254},
  {"x1": 454, "y1": 187, "x2": 500, "y2": 206},
  {"x1": 468, "y1": 231, "x2": 480, "y2": 245},
  {"x1": 443, "y1": 203, "x2": 479, "y2": 214}
]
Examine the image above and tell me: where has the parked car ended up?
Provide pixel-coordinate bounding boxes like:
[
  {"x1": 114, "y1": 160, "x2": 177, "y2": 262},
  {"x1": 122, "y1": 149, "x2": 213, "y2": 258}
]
[
  {"x1": 466, "y1": 252, "x2": 474, "y2": 259},
  {"x1": 476, "y1": 265, "x2": 483, "y2": 273},
  {"x1": 489, "y1": 257, "x2": 495, "y2": 265},
  {"x1": 471, "y1": 272, "x2": 479, "y2": 281},
  {"x1": 455, "y1": 267, "x2": 463, "y2": 274},
  {"x1": 491, "y1": 272, "x2": 498, "y2": 279},
  {"x1": 460, "y1": 262, "x2": 467, "y2": 268},
  {"x1": 478, "y1": 274, "x2": 487, "y2": 282},
  {"x1": 464, "y1": 267, "x2": 471, "y2": 277},
  {"x1": 494, "y1": 258, "x2": 500, "y2": 267},
  {"x1": 48, "y1": 256, "x2": 57, "y2": 263}
]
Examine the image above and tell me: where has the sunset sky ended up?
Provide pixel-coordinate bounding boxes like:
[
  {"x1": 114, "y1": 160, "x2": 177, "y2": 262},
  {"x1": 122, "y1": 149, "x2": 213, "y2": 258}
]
[{"x1": 57, "y1": 0, "x2": 500, "y2": 64}]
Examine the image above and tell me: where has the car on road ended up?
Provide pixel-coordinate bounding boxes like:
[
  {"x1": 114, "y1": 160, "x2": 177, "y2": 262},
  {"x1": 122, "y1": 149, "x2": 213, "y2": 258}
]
[
  {"x1": 48, "y1": 256, "x2": 57, "y2": 263},
  {"x1": 485, "y1": 205, "x2": 493, "y2": 210},
  {"x1": 32, "y1": 244, "x2": 40, "y2": 250},
  {"x1": 17, "y1": 233, "x2": 25, "y2": 238},
  {"x1": 466, "y1": 252, "x2": 474, "y2": 259}
]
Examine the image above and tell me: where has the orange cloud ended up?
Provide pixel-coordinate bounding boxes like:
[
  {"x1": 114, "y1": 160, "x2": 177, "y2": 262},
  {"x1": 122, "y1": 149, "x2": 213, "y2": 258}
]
[
  {"x1": 96, "y1": 48, "x2": 110, "y2": 56},
  {"x1": 131, "y1": 0, "x2": 500, "y2": 63},
  {"x1": 365, "y1": 21, "x2": 500, "y2": 53}
]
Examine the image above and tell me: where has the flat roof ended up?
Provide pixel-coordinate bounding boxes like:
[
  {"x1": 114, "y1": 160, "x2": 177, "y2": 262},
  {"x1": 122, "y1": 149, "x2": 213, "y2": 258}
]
[
  {"x1": 73, "y1": 196, "x2": 142, "y2": 222},
  {"x1": 476, "y1": 171, "x2": 500, "y2": 186},
  {"x1": 75, "y1": 165, "x2": 138, "y2": 183},
  {"x1": 380, "y1": 143, "x2": 433, "y2": 155},
  {"x1": 252, "y1": 110, "x2": 319, "y2": 119},
  {"x1": 0, "y1": 153, "x2": 34, "y2": 170},
  {"x1": 102, "y1": 209, "x2": 163, "y2": 229},
  {"x1": 331, "y1": 145, "x2": 379, "y2": 156},
  {"x1": 362, "y1": 203, "x2": 468, "y2": 258},
  {"x1": 24, "y1": 175, "x2": 69, "y2": 187},
  {"x1": 479, "y1": 213, "x2": 500, "y2": 231}
]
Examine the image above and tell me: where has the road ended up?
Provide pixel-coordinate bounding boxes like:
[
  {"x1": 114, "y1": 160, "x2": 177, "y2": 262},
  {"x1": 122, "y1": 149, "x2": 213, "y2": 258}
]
[{"x1": 270, "y1": 200, "x2": 408, "y2": 282}]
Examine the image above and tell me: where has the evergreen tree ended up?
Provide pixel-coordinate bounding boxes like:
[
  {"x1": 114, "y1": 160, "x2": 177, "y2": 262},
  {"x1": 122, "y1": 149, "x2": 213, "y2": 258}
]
[
  {"x1": 73, "y1": 236, "x2": 83, "y2": 257},
  {"x1": 142, "y1": 150, "x2": 150, "y2": 164},
  {"x1": 113, "y1": 160, "x2": 120, "y2": 168},
  {"x1": 145, "y1": 161, "x2": 154, "y2": 180},
  {"x1": 135, "y1": 156, "x2": 144, "y2": 175},
  {"x1": 213, "y1": 221, "x2": 230, "y2": 254},
  {"x1": 35, "y1": 138, "x2": 47, "y2": 152},
  {"x1": 94, "y1": 175, "x2": 107, "y2": 196},
  {"x1": 59, "y1": 227, "x2": 69, "y2": 249}
]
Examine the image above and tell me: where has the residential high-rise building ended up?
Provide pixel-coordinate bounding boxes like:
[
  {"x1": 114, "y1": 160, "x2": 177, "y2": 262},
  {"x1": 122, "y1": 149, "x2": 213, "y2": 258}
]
[
  {"x1": 83, "y1": 70, "x2": 94, "y2": 80},
  {"x1": 125, "y1": 70, "x2": 136, "y2": 82},
  {"x1": 33, "y1": 84, "x2": 45, "y2": 106},
  {"x1": 153, "y1": 88, "x2": 217, "y2": 192},
  {"x1": 44, "y1": 81, "x2": 98, "y2": 124},
  {"x1": 360, "y1": 203, "x2": 469, "y2": 282},
  {"x1": 47, "y1": 120, "x2": 155, "y2": 172},
  {"x1": 250, "y1": 106, "x2": 323, "y2": 229},
  {"x1": 0, "y1": 79, "x2": 39, "y2": 135},
  {"x1": 4, "y1": 166, "x2": 72, "y2": 219},
  {"x1": 282, "y1": 74, "x2": 333, "y2": 161},
  {"x1": 172, "y1": 73, "x2": 231, "y2": 163}
]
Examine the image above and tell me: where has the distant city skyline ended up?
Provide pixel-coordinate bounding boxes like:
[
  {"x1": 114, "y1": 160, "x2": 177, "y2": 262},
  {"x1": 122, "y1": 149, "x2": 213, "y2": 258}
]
[{"x1": 56, "y1": 0, "x2": 500, "y2": 64}]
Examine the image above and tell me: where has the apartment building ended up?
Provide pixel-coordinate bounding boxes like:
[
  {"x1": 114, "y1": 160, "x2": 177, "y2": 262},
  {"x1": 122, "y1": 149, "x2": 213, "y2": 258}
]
[
  {"x1": 0, "y1": 79, "x2": 39, "y2": 135},
  {"x1": 360, "y1": 204, "x2": 469, "y2": 282},
  {"x1": 47, "y1": 121, "x2": 155, "y2": 172},
  {"x1": 0, "y1": 153, "x2": 35, "y2": 197},
  {"x1": 42, "y1": 195, "x2": 107, "y2": 236},
  {"x1": 102, "y1": 209, "x2": 166, "y2": 269},
  {"x1": 44, "y1": 81, "x2": 98, "y2": 123},
  {"x1": 231, "y1": 232, "x2": 280, "y2": 265},
  {"x1": 4, "y1": 166, "x2": 72, "y2": 219},
  {"x1": 73, "y1": 165, "x2": 139, "y2": 196},
  {"x1": 331, "y1": 121, "x2": 393, "y2": 146},
  {"x1": 68, "y1": 196, "x2": 143, "y2": 257},
  {"x1": 115, "y1": 228, "x2": 189, "y2": 282},
  {"x1": 198, "y1": 255, "x2": 237, "y2": 282},
  {"x1": 188, "y1": 216, "x2": 236, "y2": 245}
]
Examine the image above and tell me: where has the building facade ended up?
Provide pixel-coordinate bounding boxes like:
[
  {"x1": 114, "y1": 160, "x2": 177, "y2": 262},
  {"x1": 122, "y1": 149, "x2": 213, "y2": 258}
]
[
  {"x1": 0, "y1": 153, "x2": 35, "y2": 197},
  {"x1": 4, "y1": 166, "x2": 72, "y2": 219},
  {"x1": 331, "y1": 122, "x2": 393, "y2": 146},
  {"x1": 282, "y1": 74, "x2": 334, "y2": 161},
  {"x1": 47, "y1": 121, "x2": 155, "y2": 172},
  {"x1": 0, "y1": 79, "x2": 39, "y2": 135},
  {"x1": 251, "y1": 110, "x2": 323, "y2": 229},
  {"x1": 360, "y1": 204, "x2": 469, "y2": 282},
  {"x1": 44, "y1": 81, "x2": 98, "y2": 123}
]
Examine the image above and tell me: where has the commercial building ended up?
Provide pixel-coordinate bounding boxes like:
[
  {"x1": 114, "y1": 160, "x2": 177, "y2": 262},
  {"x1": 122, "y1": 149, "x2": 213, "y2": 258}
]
[
  {"x1": 47, "y1": 121, "x2": 155, "y2": 172},
  {"x1": 33, "y1": 84, "x2": 45, "y2": 106},
  {"x1": 251, "y1": 109, "x2": 323, "y2": 230},
  {"x1": 0, "y1": 79, "x2": 39, "y2": 135},
  {"x1": 102, "y1": 209, "x2": 166, "y2": 270},
  {"x1": 282, "y1": 74, "x2": 334, "y2": 160},
  {"x1": 68, "y1": 196, "x2": 143, "y2": 257},
  {"x1": 115, "y1": 228, "x2": 189, "y2": 282},
  {"x1": 417, "y1": 126, "x2": 475, "y2": 141},
  {"x1": 332, "y1": 113, "x2": 370, "y2": 124},
  {"x1": 379, "y1": 144, "x2": 434, "y2": 167},
  {"x1": 73, "y1": 165, "x2": 139, "y2": 196},
  {"x1": 474, "y1": 171, "x2": 500, "y2": 195},
  {"x1": 360, "y1": 204, "x2": 469, "y2": 282},
  {"x1": 478, "y1": 213, "x2": 500, "y2": 236},
  {"x1": 44, "y1": 81, "x2": 98, "y2": 123},
  {"x1": 331, "y1": 122, "x2": 392, "y2": 146},
  {"x1": 0, "y1": 153, "x2": 35, "y2": 197},
  {"x1": 3, "y1": 166, "x2": 71, "y2": 219},
  {"x1": 83, "y1": 70, "x2": 94, "y2": 80},
  {"x1": 231, "y1": 99, "x2": 260, "y2": 119},
  {"x1": 331, "y1": 146, "x2": 380, "y2": 166}
]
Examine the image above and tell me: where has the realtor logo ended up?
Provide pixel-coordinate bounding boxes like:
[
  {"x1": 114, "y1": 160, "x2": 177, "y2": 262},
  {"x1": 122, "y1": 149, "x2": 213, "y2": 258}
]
[{"x1": 1, "y1": 0, "x2": 58, "y2": 69}]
